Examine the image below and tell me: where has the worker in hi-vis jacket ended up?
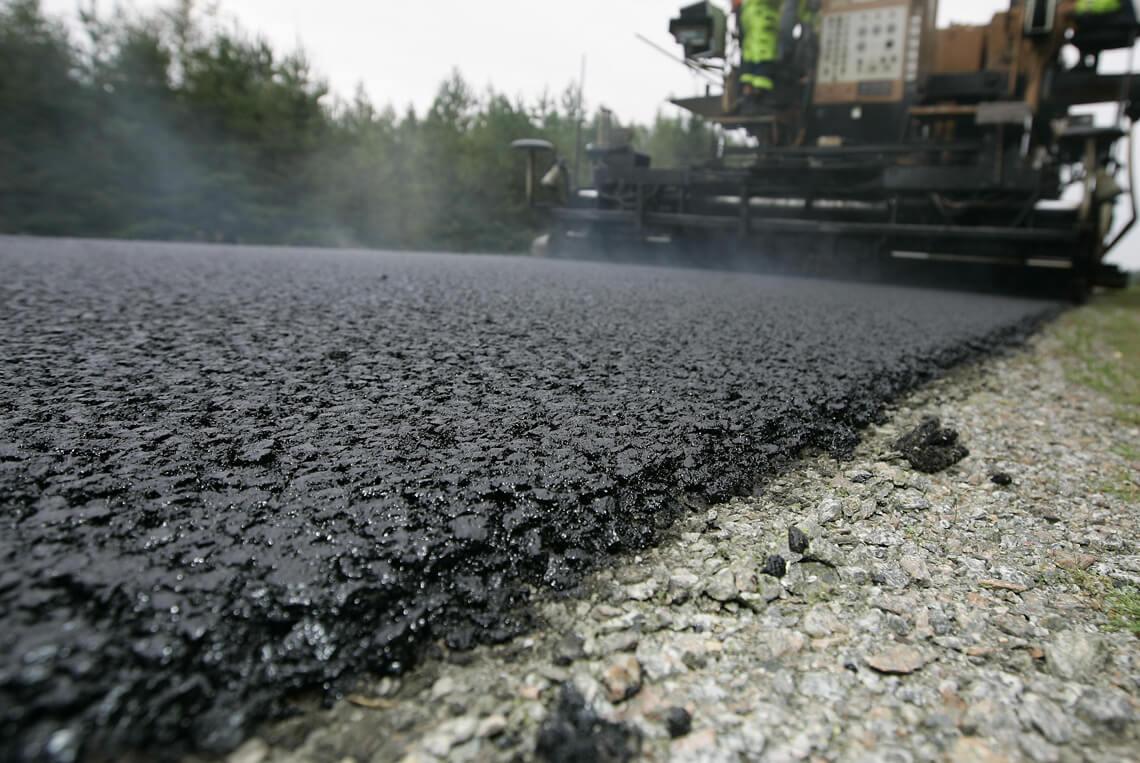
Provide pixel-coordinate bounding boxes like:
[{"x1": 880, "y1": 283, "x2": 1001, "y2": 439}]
[
  {"x1": 735, "y1": 0, "x2": 818, "y2": 97},
  {"x1": 1075, "y1": 0, "x2": 1123, "y2": 13},
  {"x1": 736, "y1": 0, "x2": 780, "y2": 94}
]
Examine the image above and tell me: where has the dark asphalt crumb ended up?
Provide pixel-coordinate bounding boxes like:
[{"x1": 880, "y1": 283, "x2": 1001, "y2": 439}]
[
  {"x1": 664, "y1": 706, "x2": 693, "y2": 739},
  {"x1": 895, "y1": 417, "x2": 971, "y2": 473},
  {"x1": 991, "y1": 472, "x2": 1014, "y2": 486},
  {"x1": 763, "y1": 555, "x2": 789, "y2": 579},
  {"x1": 0, "y1": 238, "x2": 1058, "y2": 761},
  {"x1": 535, "y1": 685, "x2": 641, "y2": 763},
  {"x1": 788, "y1": 526, "x2": 810, "y2": 555}
]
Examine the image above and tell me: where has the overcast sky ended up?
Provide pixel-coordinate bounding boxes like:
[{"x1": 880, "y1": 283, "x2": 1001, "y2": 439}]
[
  {"x1": 43, "y1": 0, "x2": 1027, "y2": 123},
  {"x1": 41, "y1": 0, "x2": 1140, "y2": 268}
]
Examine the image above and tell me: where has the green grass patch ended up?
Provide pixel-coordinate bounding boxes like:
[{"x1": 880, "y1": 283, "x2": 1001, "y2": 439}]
[
  {"x1": 1055, "y1": 287, "x2": 1140, "y2": 426},
  {"x1": 1065, "y1": 568, "x2": 1140, "y2": 636},
  {"x1": 1099, "y1": 470, "x2": 1140, "y2": 504},
  {"x1": 1067, "y1": 567, "x2": 1109, "y2": 598},
  {"x1": 1112, "y1": 442, "x2": 1140, "y2": 462},
  {"x1": 1106, "y1": 587, "x2": 1140, "y2": 636},
  {"x1": 1050, "y1": 288, "x2": 1139, "y2": 638}
]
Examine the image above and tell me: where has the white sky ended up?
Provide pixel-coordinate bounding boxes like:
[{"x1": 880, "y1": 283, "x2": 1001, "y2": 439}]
[
  {"x1": 41, "y1": 0, "x2": 1140, "y2": 269},
  {"x1": 44, "y1": 1, "x2": 1027, "y2": 123}
]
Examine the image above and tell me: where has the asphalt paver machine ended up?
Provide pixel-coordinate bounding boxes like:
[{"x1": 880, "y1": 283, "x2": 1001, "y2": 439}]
[{"x1": 514, "y1": 0, "x2": 1140, "y2": 296}]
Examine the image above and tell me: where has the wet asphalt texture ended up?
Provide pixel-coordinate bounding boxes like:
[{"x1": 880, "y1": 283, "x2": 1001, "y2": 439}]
[{"x1": 0, "y1": 237, "x2": 1058, "y2": 761}]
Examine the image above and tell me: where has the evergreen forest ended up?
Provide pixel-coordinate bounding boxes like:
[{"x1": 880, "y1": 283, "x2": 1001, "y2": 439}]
[{"x1": 0, "y1": 0, "x2": 719, "y2": 253}]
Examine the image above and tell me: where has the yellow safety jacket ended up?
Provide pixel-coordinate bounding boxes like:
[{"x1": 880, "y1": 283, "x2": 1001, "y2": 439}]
[
  {"x1": 740, "y1": 0, "x2": 817, "y2": 90},
  {"x1": 1076, "y1": 0, "x2": 1123, "y2": 12},
  {"x1": 740, "y1": 0, "x2": 781, "y2": 90}
]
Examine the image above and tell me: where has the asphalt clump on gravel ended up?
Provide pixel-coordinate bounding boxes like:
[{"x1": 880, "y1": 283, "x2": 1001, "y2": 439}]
[
  {"x1": 535, "y1": 684, "x2": 642, "y2": 763},
  {"x1": 991, "y1": 471, "x2": 1015, "y2": 486},
  {"x1": 894, "y1": 416, "x2": 971, "y2": 473},
  {"x1": 762, "y1": 555, "x2": 789, "y2": 579},
  {"x1": 0, "y1": 238, "x2": 1057, "y2": 760}
]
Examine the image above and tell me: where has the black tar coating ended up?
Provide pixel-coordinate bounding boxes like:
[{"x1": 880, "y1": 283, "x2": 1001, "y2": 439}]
[
  {"x1": 895, "y1": 417, "x2": 971, "y2": 473},
  {"x1": 0, "y1": 238, "x2": 1057, "y2": 760},
  {"x1": 536, "y1": 685, "x2": 641, "y2": 763}
]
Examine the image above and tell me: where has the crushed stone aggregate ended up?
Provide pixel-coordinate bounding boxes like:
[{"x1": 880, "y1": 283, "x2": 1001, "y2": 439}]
[{"x1": 0, "y1": 237, "x2": 1059, "y2": 760}]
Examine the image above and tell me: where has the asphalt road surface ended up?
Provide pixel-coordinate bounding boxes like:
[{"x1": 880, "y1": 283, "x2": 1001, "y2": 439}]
[{"x1": 0, "y1": 237, "x2": 1058, "y2": 761}]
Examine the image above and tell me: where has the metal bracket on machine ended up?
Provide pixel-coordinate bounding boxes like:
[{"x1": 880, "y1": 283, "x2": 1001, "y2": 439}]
[
  {"x1": 511, "y1": 140, "x2": 558, "y2": 207},
  {"x1": 1024, "y1": 0, "x2": 1058, "y2": 37}
]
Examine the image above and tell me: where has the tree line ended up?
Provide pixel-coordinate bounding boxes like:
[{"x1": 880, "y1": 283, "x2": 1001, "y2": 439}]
[{"x1": 0, "y1": 0, "x2": 719, "y2": 253}]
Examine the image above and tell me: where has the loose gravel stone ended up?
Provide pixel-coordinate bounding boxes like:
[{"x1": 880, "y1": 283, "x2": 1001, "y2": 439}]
[
  {"x1": 865, "y1": 645, "x2": 928, "y2": 675},
  {"x1": 815, "y1": 498, "x2": 844, "y2": 525},
  {"x1": 1019, "y1": 694, "x2": 1073, "y2": 745},
  {"x1": 900, "y1": 554, "x2": 932, "y2": 586},
  {"x1": 476, "y1": 715, "x2": 507, "y2": 739},
  {"x1": 420, "y1": 717, "x2": 478, "y2": 757},
  {"x1": 602, "y1": 655, "x2": 642, "y2": 703},
  {"x1": 667, "y1": 571, "x2": 701, "y2": 605},
  {"x1": 1019, "y1": 734, "x2": 1061, "y2": 763},
  {"x1": 226, "y1": 739, "x2": 270, "y2": 763},
  {"x1": 893, "y1": 488, "x2": 933, "y2": 512},
  {"x1": 705, "y1": 568, "x2": 739, "y2": 603},
  {"x1": 1076, "y1": 686, "x2": 1137, "y2": 733},
  {"x1": 552, "y1": 633, "x2": 586, "y2": 667},
  {"x1": 1046, "y1": 630, "x2": 1106, "y2": 681}
]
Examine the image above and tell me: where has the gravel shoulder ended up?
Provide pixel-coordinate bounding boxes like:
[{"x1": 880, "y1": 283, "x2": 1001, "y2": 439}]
[{"x1": 214, "y1": 291, "x2": 1140, "y2": 763}]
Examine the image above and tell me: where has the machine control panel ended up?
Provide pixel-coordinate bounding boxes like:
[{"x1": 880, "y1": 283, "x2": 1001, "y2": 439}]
[
  {"x1": 817, "y1": 5, "x2": 907, "y2": 85},
  {"x1": 814, "y1": 0, "x2": 924, "y2": 105}
]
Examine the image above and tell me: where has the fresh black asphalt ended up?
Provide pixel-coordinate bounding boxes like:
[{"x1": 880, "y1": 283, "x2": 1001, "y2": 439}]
[{"x1": 0, "y1": 237, "x2": 1058, "y2": 760}]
